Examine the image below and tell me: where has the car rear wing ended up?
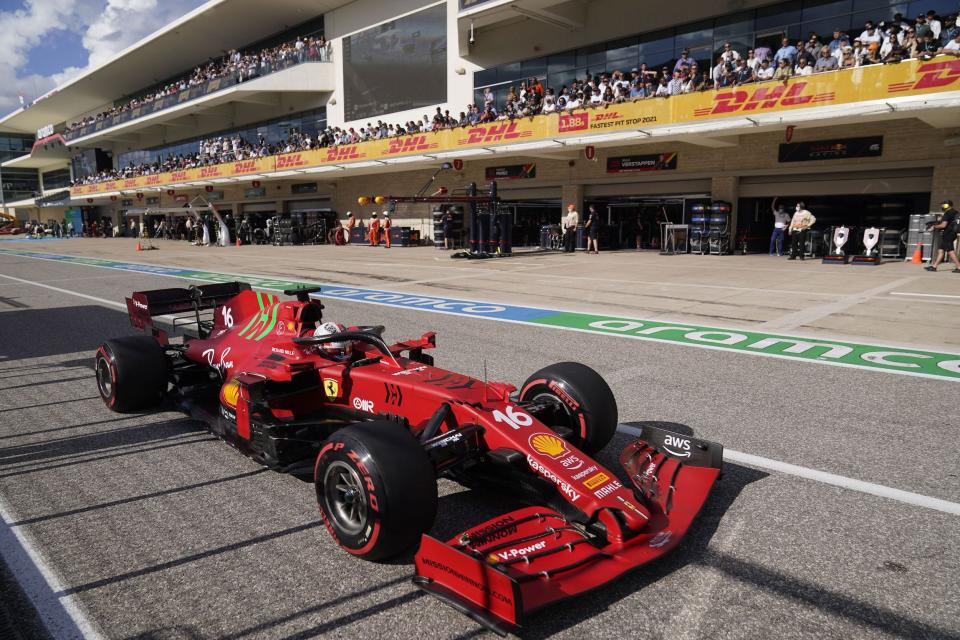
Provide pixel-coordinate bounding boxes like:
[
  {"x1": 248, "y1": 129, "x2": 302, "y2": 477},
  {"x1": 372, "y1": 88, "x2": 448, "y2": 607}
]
[{"x1": 126, "y1": 281, "x2": 251, "y2": 336}]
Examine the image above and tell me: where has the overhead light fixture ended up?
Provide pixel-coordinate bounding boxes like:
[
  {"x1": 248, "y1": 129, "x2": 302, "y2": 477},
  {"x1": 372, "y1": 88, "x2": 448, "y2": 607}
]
[
  {"x1": 494, "y1": 139, "x2": 564, "y2": 153},
  {"x1": 432, "y1": 148, "x2": 493, "y2": 159},
  {"x1": 340, "y1": 160, "x2": 388, "y2": 168},
  {"x1": 385, "y1": 155, "x2": 432, "y2": 164},
  {"x1": 300, "y1": 165, "x2": 344, "y2": 173},
  {"x1": 510, "y1": 5, "x2": 580, "y2": 30},
  {"x1": 269, "y1": 170, "x2": 303, "y2": 177}
]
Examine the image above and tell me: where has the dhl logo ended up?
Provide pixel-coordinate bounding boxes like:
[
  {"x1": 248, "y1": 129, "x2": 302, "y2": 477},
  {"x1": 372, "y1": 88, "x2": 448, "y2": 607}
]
[
  {"x1": 458, "y1": 121, "x2": 533, "y2": 145},
  {"x1": 888, "y1": 59, "x2": 960, "y2": 93},
  {"x1": 558, "y1": 112, "x2": 589, "y2": 132},
  {"x1": 232, "y1": 160, "x2": 257, "y2": 174},
  {"x1": 386, "y1": 135, "x2": 438, "y2": 155},
  {"x1": 199, "y1": 166, "x2": 221, "y2": 178},
  {"x1": 145, "y1": 176, "x2": 160, "y2": 185},
  {"x1": 693, "y1": 82, "x2": 835, "y2": 117},
  {"x1": 170, "y1": 171, "x2": 188, "y2": 181},
  {"x1": 105, "y1": 182, "x2": 117, "y2": 190},
  {"x1": 277, "y1": 154, "x2": 307, "y2": 169},
  {"x1": 325, "y1": 146, "x2": 364, "y2": 162},
  {"x1": 593, "y1": 112, "x2": 622, "y2": 121},
  {"x1": 123, "y1": 179, "x2": 137, "y2": 187}
]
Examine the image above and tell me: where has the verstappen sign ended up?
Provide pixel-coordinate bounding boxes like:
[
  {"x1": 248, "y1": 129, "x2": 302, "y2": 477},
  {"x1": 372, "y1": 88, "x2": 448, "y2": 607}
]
[{"x1": 71, "y1": 59, "x2": 960, "y2": 197}]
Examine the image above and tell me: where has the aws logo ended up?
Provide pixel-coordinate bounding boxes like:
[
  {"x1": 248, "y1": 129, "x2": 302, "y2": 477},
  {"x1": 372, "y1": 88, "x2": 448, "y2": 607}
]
[
  {"x1": 325, "y1": 146, "x2": 364, "y2": 162},
  {"x1": 277, "y1": 154, "x2": 307, "y2": 169},
  {"x1": 888, "y1": 59, "x2": 960, "y2": 93},
  {"x1": 199, "y1": 166, "x2": 221, "y2": 178},
  {"x1": 386, "y1": 135, "x2": 438, "y2": 155},
  {"x1": 232, "y1": 160, "x2": 257, "y2": 173},
  {"x1": 693, "y1": 82, "x2": 835, "y2": 117},
  {"x1": 458, "y1": 122, "x2": 532, "y2": 145}
]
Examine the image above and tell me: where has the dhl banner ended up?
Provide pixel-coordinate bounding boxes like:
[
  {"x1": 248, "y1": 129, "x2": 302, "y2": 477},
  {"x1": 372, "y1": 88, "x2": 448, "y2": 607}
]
[{"x1": 72, "y1": 58, "x2": 960, "y2": 198}]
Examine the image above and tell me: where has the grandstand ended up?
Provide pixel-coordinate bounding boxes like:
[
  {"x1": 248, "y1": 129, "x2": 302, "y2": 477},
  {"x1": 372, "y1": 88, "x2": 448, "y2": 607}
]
[{"x1": 1, "y1": 0, "x2": 958, "y2": 249}]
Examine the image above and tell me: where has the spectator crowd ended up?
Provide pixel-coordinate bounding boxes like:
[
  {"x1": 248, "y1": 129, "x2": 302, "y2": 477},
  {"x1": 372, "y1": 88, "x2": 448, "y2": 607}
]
[
  {"x1": 63, "y1": 35, "x2": 330, "y2": 138},
  {"x1": 72, "y1": 9, "x2": 960, "y2": 187}
]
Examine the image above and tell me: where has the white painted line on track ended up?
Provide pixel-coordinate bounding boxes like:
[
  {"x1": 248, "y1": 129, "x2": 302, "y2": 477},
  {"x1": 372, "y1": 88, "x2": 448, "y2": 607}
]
[
  {"x1": 5, "y1": 250, "x2": 960, "y2": 358},
  {"x1": 618, "y1": 425, "x2": 960, "y2": 516},
  {"x1": 4, "y1": 270, "x2": 957, "y2": 517},
  {"x1": 758, "y1": 276, "x2": 917, "y2": 331},
  {"x1": 890, "y1": 291, "x2": 960, "y2": 300},
  {"x1": 3, "y1": 265, "x2": 960, "y2": 390},
  {"x1": 0, "y1": 495, "x2": 104, "y2": 640}
]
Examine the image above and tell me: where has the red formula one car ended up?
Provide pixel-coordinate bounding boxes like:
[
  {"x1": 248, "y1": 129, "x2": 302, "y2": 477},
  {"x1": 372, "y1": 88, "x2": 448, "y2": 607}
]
[{"x1": 94, "y1": 282, "x2": 723, "y2": 635}]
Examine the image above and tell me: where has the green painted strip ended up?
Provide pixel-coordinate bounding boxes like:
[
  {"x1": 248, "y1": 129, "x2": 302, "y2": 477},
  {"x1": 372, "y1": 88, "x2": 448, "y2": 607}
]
[
  {"x1": 531, "y1": 312, "x2": 960, "y2": 381},
  {"x1": 236, "y1": 292, "x2": 265, "y2": 338},
  {"x1": 253, "y1": 303, "x2": 279, "y2": 341},
  {"x1": 3, "y1": 247, "x2": 958, "y2": 382}
]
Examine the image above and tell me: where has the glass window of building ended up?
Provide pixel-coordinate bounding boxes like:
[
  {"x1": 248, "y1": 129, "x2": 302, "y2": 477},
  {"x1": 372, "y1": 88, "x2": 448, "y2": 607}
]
[
  {"x1": 114, "y1": 109, "x2": 326, "y2": 170},
  {"x1": 472, "y1": 0, "x2": 937, "y2": 100},
  {"x1": 1, "y1": 168, "x2": 40, "y2": 201}
]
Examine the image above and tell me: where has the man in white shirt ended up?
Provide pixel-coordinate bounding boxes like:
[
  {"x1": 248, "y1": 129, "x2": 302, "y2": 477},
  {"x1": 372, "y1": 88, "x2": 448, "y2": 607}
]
[
  {"x1": 859, "y1": 22, "x2": 882, "y2": 46},
  {"x1": 938, "y1": 32, "x2": 960, "y2": 56},
  {"x1": 769, "y1": 198, "x2": 791, "y2": 256},
  {"x1": 720, "y1": 41, "x2": 741, "y2": 63},
  {"x1": 927, "y1": 11, "x2": 942, "y2": 40},
  {"x1": 563, "y1": 203, "x2": 579, "y2": 253},
  {"x1": 756, "y1": 58, "x2": 774, "y2": 80}
]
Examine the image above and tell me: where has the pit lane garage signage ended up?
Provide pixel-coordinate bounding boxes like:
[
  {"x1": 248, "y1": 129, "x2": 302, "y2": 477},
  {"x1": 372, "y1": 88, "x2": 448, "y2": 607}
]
[
  {"x1": 778, "y1": 137, "x2": 882, "y2": 163},
  {"x1": 70, "y1": 59, "x2": 960, "y2": 198},
  {"x1": 5, "y1": 248, "x2": 960, "y2": 382},
  {"x1": 485, "y1": 164, "x2": 536, "y2": 181},
  {"x1": 607, "y1": 153, "x2": 677, "y2": 174}
]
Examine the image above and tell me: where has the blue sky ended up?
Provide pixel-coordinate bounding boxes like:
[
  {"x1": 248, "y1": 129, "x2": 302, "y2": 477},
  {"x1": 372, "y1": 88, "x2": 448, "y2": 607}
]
[{"x1": 0, "y1": 0, "x2": 208, "y2": 114}]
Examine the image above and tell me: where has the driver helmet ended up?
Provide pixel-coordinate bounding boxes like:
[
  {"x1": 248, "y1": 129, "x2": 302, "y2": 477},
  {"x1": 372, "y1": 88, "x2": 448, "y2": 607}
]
[{"x1": 313, "y1": 322, "x2": 353, "y2": 360}]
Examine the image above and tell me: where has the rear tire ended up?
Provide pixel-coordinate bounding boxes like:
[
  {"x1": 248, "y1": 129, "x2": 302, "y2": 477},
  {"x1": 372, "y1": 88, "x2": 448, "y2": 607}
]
[
  {"x1": 95, "y1": 336, "x2": 168, "y2": 412},
  {"x1": 315, "y1": 421, "x2": 437, "y2": 561},
  {"x1": 520, "y1": 362, "x2": 618, "y2": 454}
]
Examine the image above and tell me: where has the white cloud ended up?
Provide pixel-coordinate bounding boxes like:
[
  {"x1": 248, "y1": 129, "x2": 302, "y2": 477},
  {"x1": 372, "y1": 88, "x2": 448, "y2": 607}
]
[{"x1": 0, "y1": 0, "x2": 206, "y2": 115}]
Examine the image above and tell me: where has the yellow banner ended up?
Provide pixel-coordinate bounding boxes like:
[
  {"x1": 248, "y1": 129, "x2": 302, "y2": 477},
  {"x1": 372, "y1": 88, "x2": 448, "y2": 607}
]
[{"x1": 71, "y1": 58, "x2": 960, "y2": 198}]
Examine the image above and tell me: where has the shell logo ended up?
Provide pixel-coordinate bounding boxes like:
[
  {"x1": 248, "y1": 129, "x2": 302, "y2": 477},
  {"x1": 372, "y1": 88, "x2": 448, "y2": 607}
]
[
  {"x1": 220, "y1": 379, "x2": 241, "y2": 409},
  {"x1": 529, "y1": 433, "x2": 567, "y2": 459}
]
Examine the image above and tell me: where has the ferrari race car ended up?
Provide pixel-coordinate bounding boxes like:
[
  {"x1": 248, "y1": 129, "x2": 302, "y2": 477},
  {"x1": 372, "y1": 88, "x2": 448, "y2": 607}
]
[{"x1": 94, "y1": 282, "x2": 723, "y2": 634}]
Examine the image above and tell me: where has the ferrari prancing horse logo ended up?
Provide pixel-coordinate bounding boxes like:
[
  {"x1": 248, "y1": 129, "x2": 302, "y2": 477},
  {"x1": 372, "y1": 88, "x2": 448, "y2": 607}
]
[{"x1": 323, "y1": 378, "x2": 339, "y2": 399}]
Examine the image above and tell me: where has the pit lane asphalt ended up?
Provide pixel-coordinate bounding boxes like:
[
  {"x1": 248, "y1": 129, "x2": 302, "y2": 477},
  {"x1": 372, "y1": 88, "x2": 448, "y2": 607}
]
[{"x1": 0, "y1": 254, "x2": 957, "y2": 640}]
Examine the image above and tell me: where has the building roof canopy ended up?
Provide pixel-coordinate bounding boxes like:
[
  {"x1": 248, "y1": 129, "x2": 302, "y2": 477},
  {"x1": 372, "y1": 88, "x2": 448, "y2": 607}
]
[{"x1": 0, "y1": 0, "x2": 349, "y2": 134}]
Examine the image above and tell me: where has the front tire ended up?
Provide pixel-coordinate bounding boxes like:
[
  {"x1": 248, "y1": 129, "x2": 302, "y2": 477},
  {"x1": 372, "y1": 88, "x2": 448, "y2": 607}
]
[
  {"x1": 95, "y1": 336, "x2": 168, "y2": 412},
  {"x1": 520, "y1": 362, "x2": 618, "y2": 454},
  {"x1": 315, "y1": 421, "x2": 437, "y2": 561}
]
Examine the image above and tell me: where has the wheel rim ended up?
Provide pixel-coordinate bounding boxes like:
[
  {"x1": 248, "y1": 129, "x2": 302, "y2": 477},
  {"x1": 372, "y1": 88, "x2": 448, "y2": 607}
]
[
  {"x1": 96, "y1": 356, "x2": 113, "y2": 400},
  {"x1": 529, "y1": 391, "x2": 578, "y2": 440},
  {"x1": 323, "y1": 461, "x2": 367, "y2": 536}
]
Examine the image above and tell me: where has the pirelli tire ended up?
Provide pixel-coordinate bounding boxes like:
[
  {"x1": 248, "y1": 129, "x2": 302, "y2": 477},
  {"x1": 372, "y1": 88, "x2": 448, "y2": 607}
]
[
  {"x1": 94, "y1": 336, "x2": 168, "y2": 413},
  {"x1": 520, "y1": 362, "x2": 618, "y2": 455},
  {"x1": 315, "y1": 421, "x2": 438, "y2": 561}
]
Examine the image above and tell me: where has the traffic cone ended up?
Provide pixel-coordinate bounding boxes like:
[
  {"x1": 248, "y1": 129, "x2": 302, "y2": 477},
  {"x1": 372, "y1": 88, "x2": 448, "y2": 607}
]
[
  {"x1": 236, "y1": 236, "x2": 241, "y2": 247},
  {"x1": 136, "y1": 241, "x2": 142, "y2": 252},
  {"x1": 911, "y1": 242, "x2": 922, "y2": 264}
]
